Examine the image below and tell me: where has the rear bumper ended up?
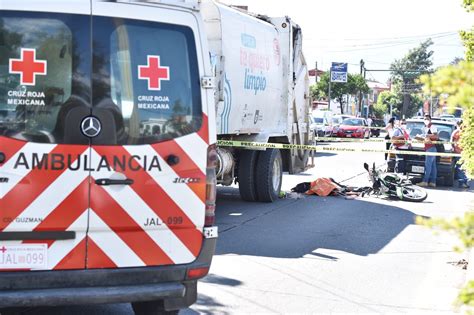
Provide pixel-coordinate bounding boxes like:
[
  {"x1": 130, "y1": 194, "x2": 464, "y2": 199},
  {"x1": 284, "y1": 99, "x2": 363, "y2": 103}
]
[
  {"x1": 396, "y1": 156, "x2": 454, "y2": 184},
  {"x1": 0, "y1": 283, "x2": 185, "y2": 308},
  {"x1": 404, "y1": 160, "x2": 452, "y2": 175},
  {"x1": 0, "y1": 236, "x2": 217, "y2": 309}
]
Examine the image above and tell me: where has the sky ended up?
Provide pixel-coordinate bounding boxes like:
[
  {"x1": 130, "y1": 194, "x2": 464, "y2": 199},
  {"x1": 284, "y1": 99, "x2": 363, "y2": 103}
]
[{"x1": 219, "y1": 0, "x2": 472, "y2": 83}]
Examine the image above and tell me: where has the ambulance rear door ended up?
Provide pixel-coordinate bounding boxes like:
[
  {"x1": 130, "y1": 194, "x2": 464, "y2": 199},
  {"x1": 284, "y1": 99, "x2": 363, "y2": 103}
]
[
  {"x1": 87, "y1": 1, "x2": 209, "y2": 268},
  {"x1": 0, "y1": 1, "x2": 92, "y2": 271}
]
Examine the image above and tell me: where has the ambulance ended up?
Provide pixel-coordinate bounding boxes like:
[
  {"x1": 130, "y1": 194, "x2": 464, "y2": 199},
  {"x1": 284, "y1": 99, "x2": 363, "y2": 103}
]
[{"x1": 0, "y1": 0, "x2": 218, "y2": 313}]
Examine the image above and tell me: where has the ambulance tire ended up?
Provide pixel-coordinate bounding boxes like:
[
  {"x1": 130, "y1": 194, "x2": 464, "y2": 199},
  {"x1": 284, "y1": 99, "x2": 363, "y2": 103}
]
[
  {"x1": 0, "y1": 308, "x2": 24, "y2": 315},
  {"x1": 131, "y1": 300, "x2": 178, "y2": 315},
  {"x1": 238, "y1": 150, "x2": 259, "y2": 202},
  {"x1": 256, "y1": 149, "x2": 282, "y2": 202}
]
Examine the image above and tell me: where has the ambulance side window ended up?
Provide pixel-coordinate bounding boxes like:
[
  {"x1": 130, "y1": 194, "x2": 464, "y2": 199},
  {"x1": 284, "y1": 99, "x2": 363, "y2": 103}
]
[
  {"x1": 92, "y1": 17, "x2": 202, "y2": 145},
  {"x1": 0, "y1": 12, "x2": 91, "y2": 144}
]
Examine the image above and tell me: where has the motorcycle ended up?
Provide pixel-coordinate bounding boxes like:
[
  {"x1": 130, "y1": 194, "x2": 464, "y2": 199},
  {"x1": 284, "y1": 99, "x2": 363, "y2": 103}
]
[{"x1": 362, "y1": 162, "x2": 428, "y2": 202}]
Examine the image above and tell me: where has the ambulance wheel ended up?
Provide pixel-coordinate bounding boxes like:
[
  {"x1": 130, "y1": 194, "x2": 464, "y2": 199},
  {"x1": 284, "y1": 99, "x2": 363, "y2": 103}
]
[
  {"x1": 131, "y1": 300, "x2": 178, "y2": 315},
  {"x1": 238, "y1": 150, "x2": 259, "y2": 202},
  {"x1": 0, "y1": 308, "x2": 25, "y2": 315},
  {"x1": 256, "y1": 149, "x2": 282, "y2": 202}
]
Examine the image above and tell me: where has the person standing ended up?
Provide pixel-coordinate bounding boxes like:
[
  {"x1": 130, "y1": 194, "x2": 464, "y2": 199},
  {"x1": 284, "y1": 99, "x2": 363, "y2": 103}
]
[
  {"x1": 391, "y1": 119, "x2": 410, "y2": 173},
  {"x1": 384, "y1": 117, "x2": 396, "y2": 160},
  {"x1": 416, "y1": 114, "x2": 438, "y2": 187},
  {"x1": 451, "y1": 120, "x2": 469, "y2": 188}
]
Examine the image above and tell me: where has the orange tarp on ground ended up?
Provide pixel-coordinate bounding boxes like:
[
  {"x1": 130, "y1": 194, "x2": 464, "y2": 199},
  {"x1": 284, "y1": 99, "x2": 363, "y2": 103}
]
[{"x1": 305, "y1": 178, "x2": 340, "y2": 196}]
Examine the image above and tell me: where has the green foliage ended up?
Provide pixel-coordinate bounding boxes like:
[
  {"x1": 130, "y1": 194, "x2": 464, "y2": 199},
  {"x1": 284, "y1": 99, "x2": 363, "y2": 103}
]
[
  {"x1": 418, "y1": 1, "x2": 474, "y2": 312},
  {"x1": 375, "y1": 90, "x2": 398, "y2": 117},
  {"x1": 417, "y1": 212, "x2": 474, "y2": 251},
  {"x1": 451, "y1": 57, "x2": 465, "y2": 65},
  {"x1": 312, "y1": 72, "x2": 369, "y2": 114},
  {"x1": 463, "y1": 0, "x2": 474, "y2": 11},
  {"x1": 419, "y1": 61, "x2": 474, "y2": 177},
  {"x1": 372, "y1": 102, "x2": 387, "y2": 118},
  {"x1": 460, "y1": 27, "x2": 474, "y2": 61},
  {"x1": 461, "y1": 107, "x2": 474, "y2": 177},
  {"x1": 459, "y1": 281, "x2": 474, "y2": 307},
  {"x1": 390, "y1": 39, "x2": 434, "y2": 81},
  {"x1": 389, "y1": 39, "x2": 434, "y2": 117}
]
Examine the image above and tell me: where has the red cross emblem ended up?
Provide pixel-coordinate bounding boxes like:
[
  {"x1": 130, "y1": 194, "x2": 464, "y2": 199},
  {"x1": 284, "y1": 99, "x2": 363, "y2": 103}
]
[
  {"x1": 0, "y1": 246, "x2": 7, "y2": 253},
  {"x1": 138, "y1": 55, "x2": 170, "y2": 91},
  {"x1": 9, "y1": 48, "x2": 47, "y2": 86}
]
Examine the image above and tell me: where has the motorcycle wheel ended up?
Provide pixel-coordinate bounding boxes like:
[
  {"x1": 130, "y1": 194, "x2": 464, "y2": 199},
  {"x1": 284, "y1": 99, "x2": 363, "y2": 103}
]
[{"x1": 400, "y1": 185, "x2": 428, "y2": 202}]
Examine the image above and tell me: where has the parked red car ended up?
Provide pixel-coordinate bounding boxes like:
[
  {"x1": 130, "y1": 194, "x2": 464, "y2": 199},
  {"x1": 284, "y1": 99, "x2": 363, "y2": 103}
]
[{"x1": 334, "y1": 118, "x2": 370, "y2": 138}]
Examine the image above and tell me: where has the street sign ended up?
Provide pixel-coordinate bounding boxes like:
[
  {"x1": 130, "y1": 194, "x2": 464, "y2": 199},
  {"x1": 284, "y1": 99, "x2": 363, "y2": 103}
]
[{"x1": 330, "y1": 62, "x2": 348, "y2": 83}]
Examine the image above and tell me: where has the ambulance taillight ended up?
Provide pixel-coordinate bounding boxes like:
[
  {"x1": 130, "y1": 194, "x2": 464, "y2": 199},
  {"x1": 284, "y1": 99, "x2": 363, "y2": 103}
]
[{"x1": 205, "y1": 144, "x2": 217, "y2": 227}]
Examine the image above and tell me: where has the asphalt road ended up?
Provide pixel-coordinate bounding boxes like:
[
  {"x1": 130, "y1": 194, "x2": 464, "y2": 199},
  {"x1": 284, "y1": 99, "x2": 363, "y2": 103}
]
[{"x1": 19, "y1": 140, "x2": 473, "y2": 315}]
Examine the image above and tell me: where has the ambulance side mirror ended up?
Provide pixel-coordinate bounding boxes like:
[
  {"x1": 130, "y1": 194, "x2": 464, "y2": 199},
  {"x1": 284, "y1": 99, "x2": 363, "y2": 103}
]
[{"x1": 0, "y1": 152, "x2": 5, "y2": 164}]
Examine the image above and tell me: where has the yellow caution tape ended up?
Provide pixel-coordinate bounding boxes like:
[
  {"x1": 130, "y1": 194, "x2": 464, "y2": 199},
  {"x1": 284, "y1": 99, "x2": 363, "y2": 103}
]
[
  {"x1": 217, "y1": 140, "x2": 462, "y2": 158},
  {"x1": 312, "y1": 136, "x2": 454, "y2": 145}
]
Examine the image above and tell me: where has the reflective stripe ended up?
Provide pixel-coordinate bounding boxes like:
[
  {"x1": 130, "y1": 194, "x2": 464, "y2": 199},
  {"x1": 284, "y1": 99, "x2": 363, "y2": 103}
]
[
  {"x1": 88, "y1": 211, "x2": 145, "y2": 268},
  {"x1": 48, "y1": 212, "x2": 88, "y2": 269},
  {"x1": 124, "y1": 146, "x2": 205, "y2": 228},
  {"x1": 3, "y1": 165, "x2": 89, "y2": 232},
  {"x1": 0, "y1": 142, "x2": 56, "y2": 198},
  {"x1": 174, "y1": 133, "x2": 207, "y2": 174}
]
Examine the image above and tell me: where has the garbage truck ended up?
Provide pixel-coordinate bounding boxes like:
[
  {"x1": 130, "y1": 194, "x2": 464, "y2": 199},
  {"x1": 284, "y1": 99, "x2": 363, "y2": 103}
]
[
  {"x1": 0, "y1": 0, "x2": 309, "y2": 313},
  {"x1": 203, "y1": 1, "x2": 311, "y2": 202}
]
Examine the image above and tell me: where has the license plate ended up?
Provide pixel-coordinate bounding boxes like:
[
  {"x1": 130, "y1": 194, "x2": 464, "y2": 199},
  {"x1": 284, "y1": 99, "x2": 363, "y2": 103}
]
[
  {"x1": 0, "y1": 244, "x2": 47, "y2": 269},
  {"x1": 346, "y1": 135, "x2": 351, "y2": 138},
  {"x1": 412, "y1": 165, "x2": 425, "y2": 173}
]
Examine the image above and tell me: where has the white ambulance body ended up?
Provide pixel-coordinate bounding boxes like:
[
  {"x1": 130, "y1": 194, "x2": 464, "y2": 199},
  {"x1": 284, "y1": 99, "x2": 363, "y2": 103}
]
[
  {"x1": 201, "y1": 1, "x2": 310, "y2": 202},
  {"x1": 0, "y1": 0, "x2": 217, "y2": 313},
  {"x1": 0, "y1": 0, "x2": 308, "y2": 312}
]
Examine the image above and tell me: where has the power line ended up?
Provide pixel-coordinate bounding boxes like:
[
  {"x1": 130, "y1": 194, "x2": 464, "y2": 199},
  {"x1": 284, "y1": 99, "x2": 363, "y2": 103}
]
[
  {"x1": 321, "y1": 33, "x2": 458, "y2": 52},
  {"x1": 313, "y1": 31, "x2": 458, "y2": 42}
]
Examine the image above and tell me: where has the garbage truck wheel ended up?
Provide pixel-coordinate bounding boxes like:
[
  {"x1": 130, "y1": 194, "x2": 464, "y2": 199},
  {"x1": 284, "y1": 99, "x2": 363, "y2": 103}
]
[
  {"x1": 256, "y1": 149, "x2": 282, "y2": 202},
  {"x1": 238, "y1": 150, "x2": 259, "y2": 202}
]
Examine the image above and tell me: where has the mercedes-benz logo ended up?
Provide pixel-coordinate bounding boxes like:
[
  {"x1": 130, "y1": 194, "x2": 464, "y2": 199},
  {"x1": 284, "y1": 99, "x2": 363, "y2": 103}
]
[{"x1": 81, "y1": 116, "x2": 102, "y2": 138}]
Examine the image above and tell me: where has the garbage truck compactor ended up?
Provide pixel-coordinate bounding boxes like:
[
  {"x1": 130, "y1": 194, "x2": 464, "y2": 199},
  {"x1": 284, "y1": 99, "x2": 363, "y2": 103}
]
[
  {"x1": 0, "y1": 0, "x2": 309, "y2": 312},
  {"x1": 202, "y1": 1, "x2": 311, "y2": 202}
]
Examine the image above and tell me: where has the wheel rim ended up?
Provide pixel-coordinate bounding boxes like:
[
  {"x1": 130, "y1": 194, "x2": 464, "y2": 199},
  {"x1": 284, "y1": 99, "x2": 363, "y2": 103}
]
[
  {"x1": 272, "y1": 157, "x2": 282, "y2": 192},
  {"x1": 403, "y1": 186, "x2": 426, "y2": 199}
]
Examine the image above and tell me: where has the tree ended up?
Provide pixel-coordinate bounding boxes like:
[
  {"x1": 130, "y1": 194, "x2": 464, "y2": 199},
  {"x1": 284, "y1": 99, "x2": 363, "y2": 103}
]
[
  {"x1": 374, "y1": 91, "x2": 400, "y2": 118},
  {"x1": 463, "y1": 0, "x2": 474, "y2": 11},
  {"x1": 390, "y1": 39, "x2": 434, "y2": 117},
  {"x1": 311, "y1": 72, "x2": 369, "y2": 114},
  {"x1": 450, "y1": 57, "x2": 464, "y2": 65},
  {"x1": 460, "y1": 27, "x2": 473, "y2": 61},
  {"x1": 419, "y1": 61, "x2": 474, "y2": 176},
  {"x1": 417, "y1": 0, "x2": 474, "y2": 311}
]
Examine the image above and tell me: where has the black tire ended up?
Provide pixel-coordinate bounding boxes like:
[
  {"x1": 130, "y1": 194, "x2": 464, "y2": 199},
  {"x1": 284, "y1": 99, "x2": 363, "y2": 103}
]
[
  {"x1": 255, "y1": 149, "x2": 283, "y2": 202},
  {"x1": 238, "y1": 150, "x2": 259, "y2": 202},
  {"x1": 400, "y1": 185, "x2": 428, "y2": 202},
  {"x1": 443, "y1": 168, "x2": 455, "y2": 187},
  {"x1": 132, "y1": 301, "x2": 178, "y2": 315},
  {"x1": 0, "y1": 308, "x2": 27, "y2": 315}
]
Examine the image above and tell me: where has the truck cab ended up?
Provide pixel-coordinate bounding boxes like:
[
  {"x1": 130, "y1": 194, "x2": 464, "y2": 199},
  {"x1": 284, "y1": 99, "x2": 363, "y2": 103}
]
[{"x1": 0, "y1": 1, "x2": 217, "y2": 313}]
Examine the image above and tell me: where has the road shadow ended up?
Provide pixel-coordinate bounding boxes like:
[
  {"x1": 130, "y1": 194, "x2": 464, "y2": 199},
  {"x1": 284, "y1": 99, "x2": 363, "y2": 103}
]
[
  {"x1": 312, "y1": 152, "x2": 338, "y2": 158},
  {"x1": 215, "y1": 187, "x2": 422, "y2": 258}
]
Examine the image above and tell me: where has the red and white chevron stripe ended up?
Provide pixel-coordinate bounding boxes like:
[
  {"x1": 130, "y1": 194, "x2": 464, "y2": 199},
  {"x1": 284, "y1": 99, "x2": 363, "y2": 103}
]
[{"x1": 0, "y1": 130, "x2": 209, "y2": 271}]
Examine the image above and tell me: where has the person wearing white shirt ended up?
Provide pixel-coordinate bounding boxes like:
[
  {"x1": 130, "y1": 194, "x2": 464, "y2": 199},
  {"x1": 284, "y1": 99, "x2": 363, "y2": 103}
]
[{"x1": 415, "y1": 114, "x2": 439, "y2": 187}]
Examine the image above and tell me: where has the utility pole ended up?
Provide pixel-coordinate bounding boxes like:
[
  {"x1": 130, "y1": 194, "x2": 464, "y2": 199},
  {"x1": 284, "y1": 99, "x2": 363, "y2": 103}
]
[
  {"x1": 402, "y1": 75, "x2": 409, "y2": 119},
  {"x1": 315, "y1": 61, "x2": 318, "y2": 83},
  {"x1": 358, "y1": 59, "x2": 365, "y2": 116},
  {"x1": 328, "y1": 69, "x2": 332, "y2": 111},
  {"x1": 429, "y1": 73, "x2": 433, "y2": 116}
]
